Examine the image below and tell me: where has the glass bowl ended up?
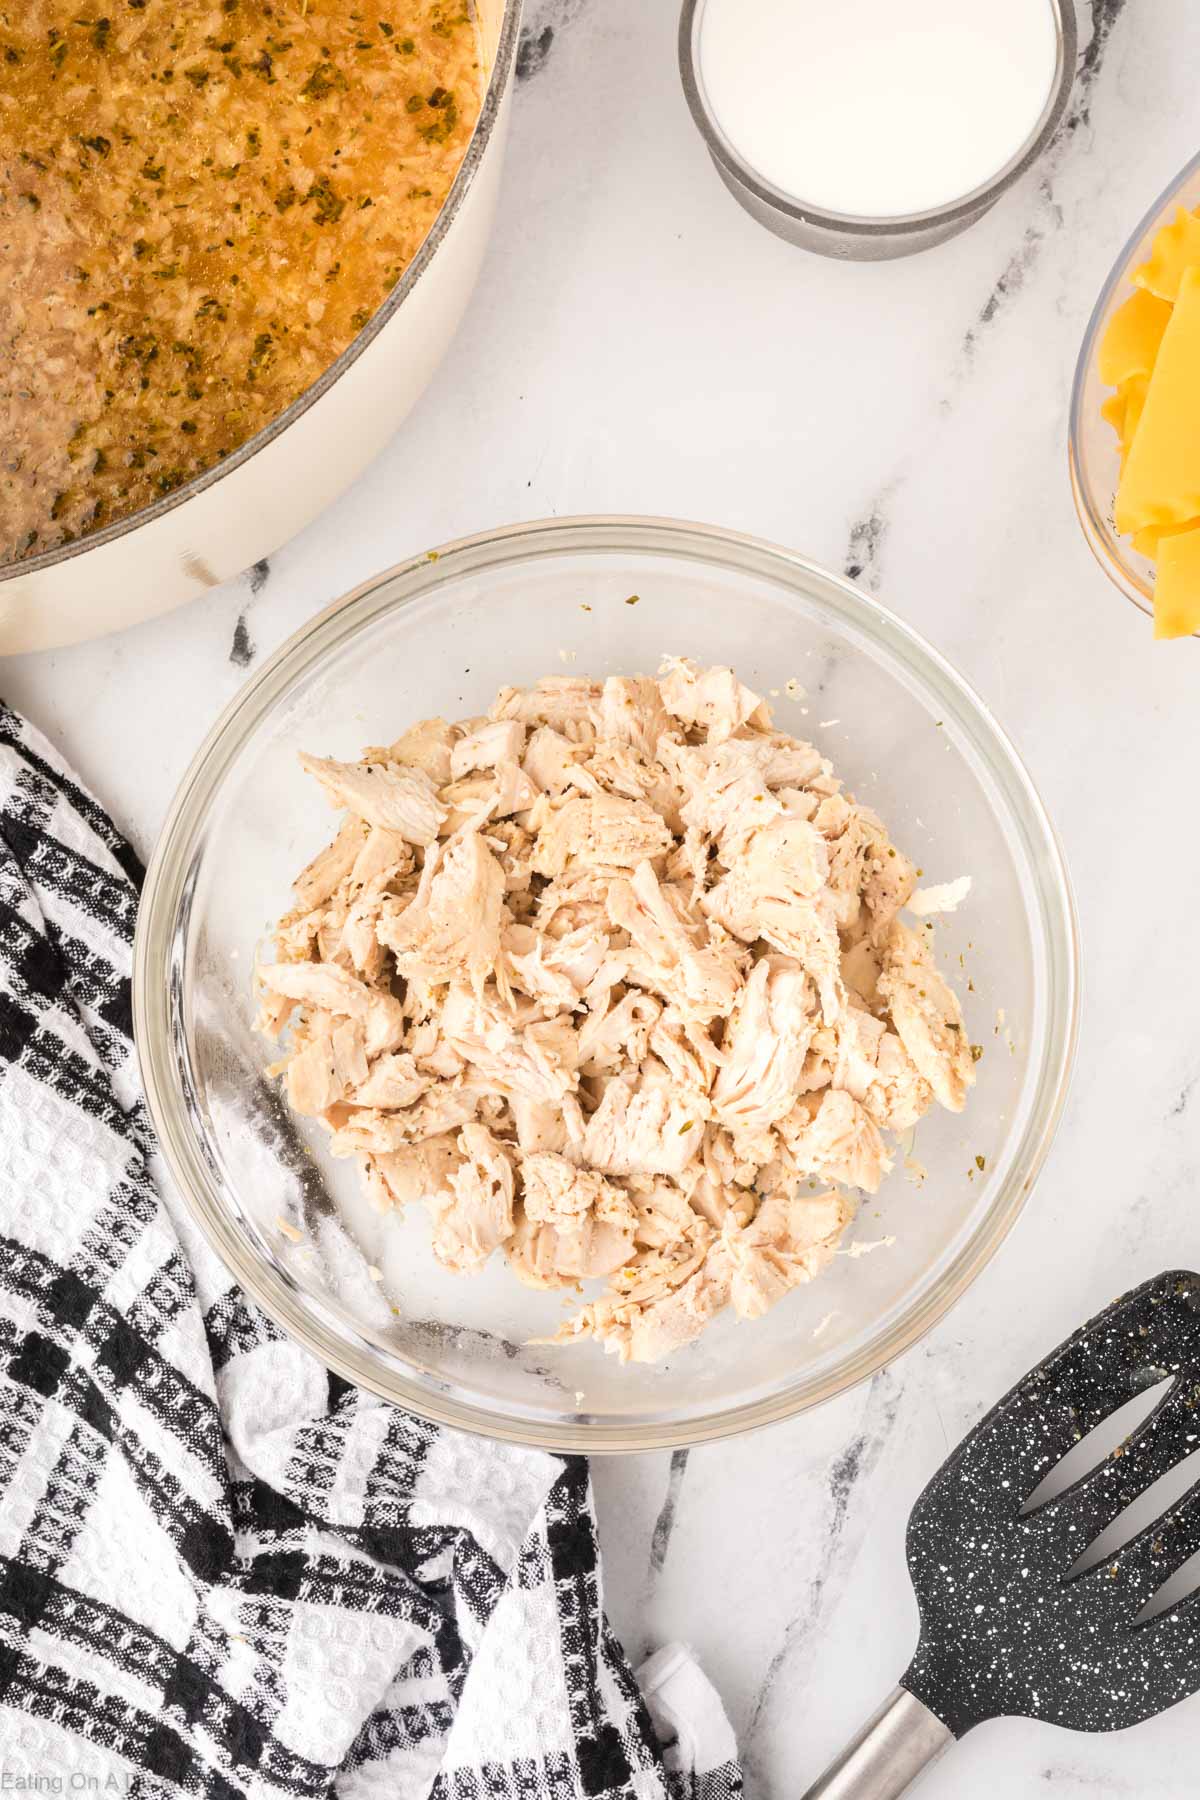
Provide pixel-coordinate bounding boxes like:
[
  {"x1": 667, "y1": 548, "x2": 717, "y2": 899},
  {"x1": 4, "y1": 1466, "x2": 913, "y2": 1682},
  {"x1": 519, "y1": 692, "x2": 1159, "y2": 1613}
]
[
  {"x1": 678, "y1": 0, "x2": 1076, "y2": 262},
  {"x1": 1069, "y1": 149, "x2": 1200, "y2": 635},
  {"x1": 134, "y1": 516, "x2": 1079, "y2": 1452}
]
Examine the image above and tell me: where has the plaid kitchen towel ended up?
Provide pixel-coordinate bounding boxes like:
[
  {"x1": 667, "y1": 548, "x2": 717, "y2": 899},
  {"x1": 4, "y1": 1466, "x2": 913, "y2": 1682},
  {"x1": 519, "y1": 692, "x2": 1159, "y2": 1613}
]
[{"x1": 0, "y1": 701, "x2": 740, "y2": 1800}]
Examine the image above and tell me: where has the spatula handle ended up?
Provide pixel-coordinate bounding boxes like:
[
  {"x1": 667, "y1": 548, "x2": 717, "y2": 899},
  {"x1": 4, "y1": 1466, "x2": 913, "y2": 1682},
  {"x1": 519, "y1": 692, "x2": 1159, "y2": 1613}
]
[{"x1": 800, "y1": 1687, "x2": 953, "y2": 1800}]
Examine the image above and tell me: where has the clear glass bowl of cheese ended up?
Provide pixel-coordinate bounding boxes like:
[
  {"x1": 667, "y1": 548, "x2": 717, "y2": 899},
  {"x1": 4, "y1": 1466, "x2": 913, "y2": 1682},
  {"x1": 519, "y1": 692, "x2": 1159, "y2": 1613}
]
[
  {"x1": 1070, "y1": 149, "x2": 1200, "y2": 638},
  {"x1": 134, "y1": 517, "x2": 1079, "y2": 1451}
]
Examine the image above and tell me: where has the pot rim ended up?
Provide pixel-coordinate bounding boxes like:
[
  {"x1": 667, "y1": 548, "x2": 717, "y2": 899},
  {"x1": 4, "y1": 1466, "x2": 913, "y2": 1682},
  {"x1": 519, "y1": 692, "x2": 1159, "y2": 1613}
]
[{"x1": 0, "y1": 0, "x2": 523, "y2": 585}]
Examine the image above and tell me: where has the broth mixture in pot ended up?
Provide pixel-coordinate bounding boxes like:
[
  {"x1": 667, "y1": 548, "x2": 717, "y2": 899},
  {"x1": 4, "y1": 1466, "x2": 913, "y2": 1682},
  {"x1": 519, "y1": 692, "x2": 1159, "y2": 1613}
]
[{"x1": 0, "y1": 1, "x2": 484, "y2": 566}]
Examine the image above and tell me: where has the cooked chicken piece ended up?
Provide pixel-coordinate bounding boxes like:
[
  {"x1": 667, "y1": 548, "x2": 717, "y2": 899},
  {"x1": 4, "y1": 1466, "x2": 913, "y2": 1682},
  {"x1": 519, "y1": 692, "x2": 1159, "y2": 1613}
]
[
  {"x1": 863, "y1": 1031, "x2": 934, "y2": 1134},
  {"x1": 430, "y1": 1123, "x2": 515, "y2": 1273},
  {"x1": 503, "y1": 920, "x2": 610, "y2": 1009},
  {"x1": 705, "y1": 861, "x2": 842, "y2": 1025},
  {"x1": 507, "y1": 1153, "x2": 637, "y2": 1289},
  {"x1": 384, "y1": 716, "x2": 456, "y2": 786},
  {"x1": 682, "y1": 1168, "x2": 756, "y2": 1232},
  {"x1": 350, "y1": 827, "x2": 416, "y2": 891},
  {"x1": 832, "y1": 1005, "x2": 887, "y2": 1102},
  {"x1": 264, "y1": 660, "x2": 975, "y2": 1361},
  {"x1": 491, "y1": 676, "x2": 602, "y2": 730},
  {"x1": 256, "y1": 958, "x2": 374, "y2": 1016},
  {"x1": 510, "y1": 1096, "x2": 574, "y2": 1155},
  {"x1": 254, "y1": 960, "x2": 407, "y2": 1063},
  {"x1": 521, "y1": 1152, "x2": 636, "y2": 1238},
  {"x1": 298, "y1": 752, "x2": 447, "y2": 844},
  {"x1": 657, "y1": 656, "x2": 771, "y2": 743},
  {"x1": 372, "y1": 1133, "x2": 462, "y2": 1210},
  {"x1": 576, "y1": 989, "x2": 662, "y2": 1075},
  {"x1": 597, "y1": 674, "x2": 672, "y2": 759},
  {"x1": 286, "y1": 1026, "x2": 344, "y2": 1117},
  {"x1": 521, "y1": 725, "x2": 586, "y2": 796},
  {"x1": 338, "y1": 890, "x2": 394, "y2": 983},
  {"x1": 352, "y1": 1052, "x2": 430, "y2": 1110},
  {"x1": 331, "y1": 1017, "x2": 368, "y2": 1087},
  {"x1": 861, "y1": 817, "x2": 917, "y2": 944},
  {"x1": 256, "y1": 986, "x2": 297, "y2": 1041},
  {"x1": 440, "y1": 982, "x2": 579, "y2": 1104},
  {"x1": 327, "y1": 1082, "x2": 480, "y2": 1156},
  {"x1": 628, "y1": 1175, "x2": 713, "y2": 1249},
  {"x1": 877, "y1": 921, "x2": 974, "y2": 1113},
  {"x1": 778, "y1": 1088, "x2": 892, "y2": 1192},
  {"x1": 724, "y1": 1190, "x2": 855, "y2": 1320},
  {"x1": 379, "y1": 833, "x2": 504, "y2": 990},
  {"x1": 712, "y1": 958, "x2": 817, "y2": 1132},
  {"x1": 649, "y1": 1009, "x2": 721, "y2": 1094},
  {"x1": 579, "y1": 740, "x2": 683, "y2": 837},
  {"x1": 701, "y1": 1122, "x2": 764, "y2": 1194},
  {"x1": 664, "y1": 825, "x2": 709, "y2": 901},
  {"x1": 451, "y1": 718, "x2": 526, "y2": 780},
  {"x1": 757, "y1": 734, "x2": 827, "y2": 789},
  {"x1": 582, "y1": 1072, "x2": 706, "y2": 1179},
  {"x1": 667, "y1": 739, "x2": 786, "y2": 853},
  {"x1": 442, "y1": 759, "x2": 541, "y2": 829},
  {"x1": 358, "y1": 1154, "x2": 394, "y2": 1213},
  {"x1": 293, "y1": 820, "x2": 366, "y2": 911},
  {"x1": 271, "y1": 903, "x2": 327, "y2": 965},
  {"x1": 815, "y1": 798, "x2": 877, "y2": 932},
  {"x1": 607, "y1": 860, "x2": 745, "y2": 1024},
  {"x1": 530, "y1": 793, "x2": 672, "y2": 878},
  {"x1": 840, "y1": 931, "x2": 882, "y2": 1009},
  {"x1": 547, "y1": 1244, "x2": 731, "y2": 1363}
]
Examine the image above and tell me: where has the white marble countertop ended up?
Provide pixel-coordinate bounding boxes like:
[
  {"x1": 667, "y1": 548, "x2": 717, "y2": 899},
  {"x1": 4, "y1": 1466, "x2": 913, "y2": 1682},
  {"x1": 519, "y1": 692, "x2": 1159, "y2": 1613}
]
[{"x1": 7, "y1": 0, "x2": 1200, "y2": 1791}]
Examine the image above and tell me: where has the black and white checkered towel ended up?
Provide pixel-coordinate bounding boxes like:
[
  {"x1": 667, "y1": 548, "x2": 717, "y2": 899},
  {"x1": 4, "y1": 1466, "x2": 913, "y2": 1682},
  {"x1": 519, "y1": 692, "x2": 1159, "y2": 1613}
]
[{"x1": 0, "y1": 702, "x2": 740, "y2": 1800}]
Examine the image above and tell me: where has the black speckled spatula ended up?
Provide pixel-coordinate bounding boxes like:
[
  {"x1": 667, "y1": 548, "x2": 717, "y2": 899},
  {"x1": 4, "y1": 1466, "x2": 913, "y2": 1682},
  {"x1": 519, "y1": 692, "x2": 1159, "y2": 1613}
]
[{"x1": 803, "y1": 1270, "x2": 1200, "y2": 1799}]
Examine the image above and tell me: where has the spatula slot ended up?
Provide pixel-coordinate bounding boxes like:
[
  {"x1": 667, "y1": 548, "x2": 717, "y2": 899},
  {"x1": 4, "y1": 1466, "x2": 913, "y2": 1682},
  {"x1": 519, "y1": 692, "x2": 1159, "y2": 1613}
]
[
  {"x1": 1136, "y1": 1543, "x2": 1200, "y2": 1624},
  {"x1": 1069, "y1": 1444, "x2": 1200, "y2": 1575},
  {"x1": 1020, "y1": 1375, "x2": 1174, "y2": 1515}
]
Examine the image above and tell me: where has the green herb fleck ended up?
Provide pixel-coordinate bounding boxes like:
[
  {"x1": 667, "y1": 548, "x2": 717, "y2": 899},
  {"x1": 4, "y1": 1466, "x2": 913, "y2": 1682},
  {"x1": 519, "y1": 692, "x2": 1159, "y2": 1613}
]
[
  {"x1": 307, "y1": 175, "x2": 344, "y2": 224},
  {"x1": 300, "y1": 59, "x2": 347, "y2": 101},
  {"x1": 246, "y1": 330, "x2": 274, "y2": 381}
]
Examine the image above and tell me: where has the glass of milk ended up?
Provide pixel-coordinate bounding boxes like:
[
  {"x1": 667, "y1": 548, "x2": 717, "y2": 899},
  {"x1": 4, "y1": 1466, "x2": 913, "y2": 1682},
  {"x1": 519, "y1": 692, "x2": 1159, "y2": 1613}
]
[{"x1": 679, "y1": 0, "x2": 1076, "y2": 259}]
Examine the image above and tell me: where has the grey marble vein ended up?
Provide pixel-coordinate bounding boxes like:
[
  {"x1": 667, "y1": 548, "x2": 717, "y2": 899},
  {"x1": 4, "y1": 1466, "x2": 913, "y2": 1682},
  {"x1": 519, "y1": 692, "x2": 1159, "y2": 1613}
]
[
  {"x1": 229, "y1": 558, "x2": 270, "y2": 666},
  {"x1": 961, "y1": 182, "x2": 1063, "y2": 362},
  {"x1": 648, "y1": 1448, "x2": 690, "y2": 1578},
  {"x1": 1071, "y1": 0, "x2": 1131, "y2": 129},
  {"x1": 956, "y1": 0, "x2": 1132, "y2": 370},
  {"x1": 845, "y1": 500, "x2": 890, "y2": 590},
  {"x1": 743, "y1": 1371, "x2": 902, "y2": 1764},
  {"x1": 229, "y1": 614, "x2": 255, "y2": 669},
  {"x1": 1170, "y1": 1077, "x2": 1196, "y2": 1119},
  {"x1": 515, "y1": 0, "x2": 590, "y2": 82}
]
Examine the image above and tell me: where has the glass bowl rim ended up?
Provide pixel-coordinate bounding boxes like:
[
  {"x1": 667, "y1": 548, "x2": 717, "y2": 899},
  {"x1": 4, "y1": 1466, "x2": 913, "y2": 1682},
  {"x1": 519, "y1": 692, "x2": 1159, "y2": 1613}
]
[
  {"x1": 133, "y1": 513, "x2": 1081, "y2": 1452},
  {"x1": 677, "y1": 0, "x2": 1077, "y2": 238},
  {"x1": 1068, "y1": 146, "x2": 1200, "y2": 630}
]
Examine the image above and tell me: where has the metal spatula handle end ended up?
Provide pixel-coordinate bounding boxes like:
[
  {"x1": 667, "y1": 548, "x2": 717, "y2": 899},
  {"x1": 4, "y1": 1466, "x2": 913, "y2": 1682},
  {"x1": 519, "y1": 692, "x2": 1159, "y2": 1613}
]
[{"x1": 800, "y1": 1688, "x2": 953, "y2": 1800}]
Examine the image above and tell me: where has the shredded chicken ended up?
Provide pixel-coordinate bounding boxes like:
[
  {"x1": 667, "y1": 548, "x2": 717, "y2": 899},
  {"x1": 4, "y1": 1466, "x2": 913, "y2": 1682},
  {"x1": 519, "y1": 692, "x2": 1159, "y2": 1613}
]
[{"x1": 257, "y1": 659, "x2": 975, "y2": 1362}]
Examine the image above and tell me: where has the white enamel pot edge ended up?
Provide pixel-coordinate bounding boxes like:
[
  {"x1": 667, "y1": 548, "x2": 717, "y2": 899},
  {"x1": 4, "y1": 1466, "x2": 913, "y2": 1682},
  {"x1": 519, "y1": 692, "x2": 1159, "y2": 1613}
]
[{"x1": 0, "y1": 0, "x2": 521, "y2": 657}]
